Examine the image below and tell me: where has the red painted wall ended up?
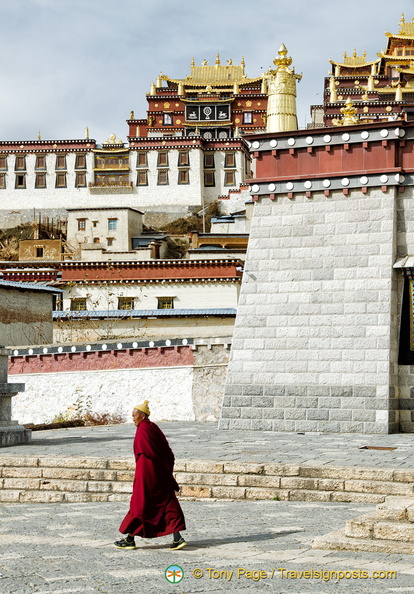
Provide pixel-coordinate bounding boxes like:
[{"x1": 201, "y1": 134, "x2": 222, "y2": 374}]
[{"x1": 8, "y1": 346, "x2": 194, "y2": 375}]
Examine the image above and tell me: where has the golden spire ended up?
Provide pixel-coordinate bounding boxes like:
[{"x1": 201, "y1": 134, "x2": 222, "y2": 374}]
[
  {"x1": 215, "y1": 53, "x2": 220, "y2": 65},
  {"x1": 37, "y1": 131, "x2": 41, "y2": 140},
  {"x1": 241, "y1": 56, "x2": 245, "y2": 67},
  {"x1": 265, "y1": 44, "x2": 302, "y2": 132},
  {"x1": 191, "y1": 57, "x2": 195, "y2": 67},
  {"x1": 85, "y1": 127, "x2": 89, "y2": 139}
]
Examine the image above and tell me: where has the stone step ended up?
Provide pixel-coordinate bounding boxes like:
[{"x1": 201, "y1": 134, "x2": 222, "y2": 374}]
[
  {"x1": 1, "y1": 456, "x2": 414, "y2": 504},
  {"x1": 313, "y1": 528, "x2": 414, "y2": 555}
]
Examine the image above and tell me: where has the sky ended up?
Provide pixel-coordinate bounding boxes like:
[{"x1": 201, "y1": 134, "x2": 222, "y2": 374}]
[{"x1": 0, "y1": 0, "x2": 413, "y2": 143}]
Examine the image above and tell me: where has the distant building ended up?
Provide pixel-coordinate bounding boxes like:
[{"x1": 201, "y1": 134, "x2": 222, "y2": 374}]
[
  {"x1": 0, "y1": 259, "x2": 242, "y2": 343},
  {"x1": 0, "y1": 50, "x2": 302, "y2": 229},
  {"x1": 311, "y1": 15, "x2": 414, "y2": 127}
]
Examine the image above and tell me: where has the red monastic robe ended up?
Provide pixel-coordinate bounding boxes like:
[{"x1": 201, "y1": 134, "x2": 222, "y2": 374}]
[{"x1": 119, "y1": 419, "x2": 186, "y2": 538}]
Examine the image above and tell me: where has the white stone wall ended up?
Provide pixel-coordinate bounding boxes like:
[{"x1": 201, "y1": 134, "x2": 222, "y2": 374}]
[
  {"x1": 0, "y1": 153, "x2": 94, "y2": 210},
  {"x1": 61, "y1": 281, "x2": 239, "y2": 312},
  {"x1": 0, "y1": 148, "x2": 248, "y2": 217},
  {"x1": 11, "y1": 366, "x2": 195, "y2": 425},
  {"x1": 221, "y1": 188, "x2": 399, "y2": 434}
]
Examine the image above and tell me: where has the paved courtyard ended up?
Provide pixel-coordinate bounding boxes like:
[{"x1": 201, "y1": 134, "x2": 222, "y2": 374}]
[
  {"x1": 5, "y1": 422, "x2": 414, "y2": 468},
  {"x1": 2, "y1": 423, "x2": 414, "y2": 592},
  {"x1": 2, "y1": 499, "x2": 414, "y2": 593}
]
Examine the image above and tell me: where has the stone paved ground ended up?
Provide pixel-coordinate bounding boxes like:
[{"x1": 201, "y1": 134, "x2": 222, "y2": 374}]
[
  {"x1": 0, "y1": 500, "x2": 414, "y2": 593},
  {"x1": 4, "y1": 422, "x2": 414, "y2": 468},
  {"x1": 3, "y1": 423, "x2": 414, "y2": 592}
]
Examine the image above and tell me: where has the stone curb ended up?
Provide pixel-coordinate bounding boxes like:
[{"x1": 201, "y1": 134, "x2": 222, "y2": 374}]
[{"x1": 1, "y1": 455, "x2": 414, "y2": 504}]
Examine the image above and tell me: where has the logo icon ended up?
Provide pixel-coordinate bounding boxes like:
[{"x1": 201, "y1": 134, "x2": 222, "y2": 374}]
[{"x1": 165, "y1": 564, "x2": 184, "y2": 583}]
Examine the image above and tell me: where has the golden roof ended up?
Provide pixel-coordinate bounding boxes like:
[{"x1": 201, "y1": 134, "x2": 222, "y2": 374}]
[
  {"x1": 162, "y1": 55, "x2": 262, "y2": 87},
  {"x1": 396, "y1": 13, "x2": 414, "y2": 36},
  {"x1": 330, "y1": 50, "x2": 379, "y2": 68}
]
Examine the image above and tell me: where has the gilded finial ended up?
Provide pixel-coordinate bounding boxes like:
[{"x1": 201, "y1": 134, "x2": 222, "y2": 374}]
[
  {"x1": 401, "y1": 12, "x2": 405, "y2": 24},
  {"x1": 344, "y1": 51, "x2": 348, "y2": 59},
  {"x1": 37, "y1": 131, "x2": 41, "y2": 140},
  {"x1": 241, "y1": 56, "x2": 245, "y2": 67},
  {"x1": 227, "y1": 58, "x2": 233, "y2": 65},
  {"x1": 191, "y1": 57, "x2": 195, "y2": 67},
  {"x1": 363, "y1": 50, "x2": 367, "y2": 59},
  {"x1": 353, "y1": 48, "x2": 357, "y2": 58},
  {"x1": 129, "y1": 110, "x2": 134, "y2": 119},
  {"x1": 85, "y1": 127, "x2": 89, "y2": 139},
  {"x1": 215, "y1": 53, "x2": 220, "y2": 65},
  {"x1": 278, "y1": 43, "x2": 288, "y2": 56},
  {"x1": 202, "y1": 59, "x2": 208, "y2": 66}
]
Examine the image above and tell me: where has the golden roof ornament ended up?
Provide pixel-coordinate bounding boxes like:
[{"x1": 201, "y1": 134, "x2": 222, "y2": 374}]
[
  {"x1": 265, "y1": 43, "x2": 302, "y2": 132},
  {"x1": 37, "y1": 131, "x2": 41, "y2": 140},
  {"x1": 85, "y1": 127, "x2": 89, "y2": 139},
  {"x1": 104, "y1": 133, "x2": 123, "y2": 145},
  {"x1": 332, "y1": 97, "x2": 359, "y2": 126},
  {"x1": 215, "y1": 53, "x2": 220, "y2": 65}
]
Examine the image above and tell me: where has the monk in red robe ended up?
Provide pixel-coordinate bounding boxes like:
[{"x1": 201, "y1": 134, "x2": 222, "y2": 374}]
[{"x1": 114, "y1": 400, "x2": 187, "y2": 550}]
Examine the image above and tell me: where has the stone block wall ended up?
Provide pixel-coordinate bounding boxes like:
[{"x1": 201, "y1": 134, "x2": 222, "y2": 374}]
[{"x1": 220, "y1": 188, "x2": 400, "y2": 433}]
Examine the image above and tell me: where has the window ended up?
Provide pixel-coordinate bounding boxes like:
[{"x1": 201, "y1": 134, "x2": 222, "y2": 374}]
[
  {"x1": 56, "y1": 154, "x2": 67, "y2": 170},
  {"x1": 204, "y1": 170, "x2": 215, "y2": 186},
  {"x1": 157, "y1": 297, "x2": 174, "y2": 309},
  {"x1": 163, "y1": 113, "x2": 173, "y2": 125},
  {"x1": 55, "y1": 172, "x2": 66, "y2": 188},
  {"x1": 225, "y1": 153, "x2": 235, "y2": 168},
  {"x1": 75, "y1": 154, "x2": 86, "y2": 169},
  {"x1": 70, "y1": 298, "x2": 87, "y2": 311},
  {"x1": 178, "y1": 169, "x2": 189, "y2": 184},
  {"x1": 75, "y1": 172, "x2": 86, "y2": 187},
  {"x1": 93, "y1": 237, "x2": 100, "y2": 244},
  {"x1": 15, "y1": 155, "x2": 26, "y2": 171},
  {"x1": 243, "y1": 112, "x2": 253, "y2": 124},
  {"x1": 77, "y1": 219, "x2": 86, "y2": 231},
  {"x1": 92, "y1": 221, "x2": 98, "y2": 228},
  {"x1": 137, "y1": 152, "x2": 147, "y2": 167},
  {"x1": 224, "y1": 170, "x2": 236, "y2": 186},
  {"x1": 398, "y1": 276, "x2": 414, "y2": 364},
  {"x1": 157, "y1": 170, "x2": 169, "y2": 185},
  {"x1": 35, "y1": 173, "x2": 46, "y2": 188},
  {"x1": 0, "y1": 173, "x2": 5, "y2": 189},
  {"x1": 178, "y1": 151, "x2": 190, "y2": 166},
  {"x1": 204, "y1": 153, "x2": 215, "y2": 168},
  {"x1": 35, "y1": 155, "x2": 46, "y2": 170},
  {"x1": 118, "y1": 297, "x2": 135, "y2": 310},
  {"x1": 0, "y1": 155, "x2": 7, "y2": 170},
  {"x1": 36, "y1": 247, "x2": 44, "y2": 258},
  {"x1": 108, "y1": 218, "x2": 117, "y2": 230},
  {"x1": 157, "y1": 152, "x2": 168, "y2": 167},
  {"x1": 15, "y1": 174, "x2": 26, "y2": 188},
  {"x1": 137, "y1": 170, "x2": 148, "y2": 186},
  {"x1": 107, "y1": 238, "x2": 114, "y2": 247}
]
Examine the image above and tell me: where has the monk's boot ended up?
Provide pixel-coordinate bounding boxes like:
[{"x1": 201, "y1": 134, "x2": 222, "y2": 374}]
[
  {"x1": 114, "y1": 535, "x2": 136, "y2": 550},
  {"x1": 170, "y1": 536, "x2": 187, "y2": 550}
]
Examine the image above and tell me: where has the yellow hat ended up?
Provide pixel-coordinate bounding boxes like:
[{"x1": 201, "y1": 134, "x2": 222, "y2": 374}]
[{"x1": 134, "y1": 400, "x2": 150, "y2": 416}]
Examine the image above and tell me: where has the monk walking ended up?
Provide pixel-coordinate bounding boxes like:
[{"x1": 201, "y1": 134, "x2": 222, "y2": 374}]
[{"x1": 114, "y1": 400, "x2": 187, "y2": 550}]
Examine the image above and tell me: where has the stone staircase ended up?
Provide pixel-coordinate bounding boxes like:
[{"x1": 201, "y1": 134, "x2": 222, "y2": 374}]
[
  {"x1": 1, "y1": 456, "x2": 414, "y2": 504},
  {"x1": 313, "y1": 496, "x2": 414, "y2": 554}
]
